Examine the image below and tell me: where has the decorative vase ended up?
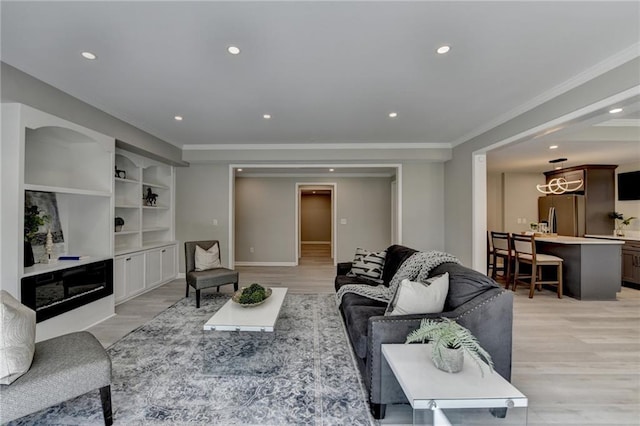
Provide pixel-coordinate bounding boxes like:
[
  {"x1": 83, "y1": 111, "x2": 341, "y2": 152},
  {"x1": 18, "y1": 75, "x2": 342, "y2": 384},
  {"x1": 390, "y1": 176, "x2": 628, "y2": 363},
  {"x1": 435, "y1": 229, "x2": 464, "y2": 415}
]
[
  {"x1": 24, "y1": 241, "x2": 35, "y2": 267},
  {"x1": 432, "y1": 346, "x2": 464, "y2": 373},
  {"x1": 615, "y1": 226, "x2": 625, "y2": 237}
]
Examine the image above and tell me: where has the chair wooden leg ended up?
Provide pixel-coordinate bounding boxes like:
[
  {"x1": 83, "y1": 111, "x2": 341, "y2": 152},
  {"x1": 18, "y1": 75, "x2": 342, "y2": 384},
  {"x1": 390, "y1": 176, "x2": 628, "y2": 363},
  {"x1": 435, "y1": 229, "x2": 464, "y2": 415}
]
[
  {"x1": 100, "y1": 385, "x2": 113, "y2": 426},
  {"x1": 491, "y1": 257, "x2": 498, "y2": 280},
  {"x1": 196, "y1": 289, "x2": 201, "y2": 308},
  {"x1": 512, "y1": 261, "x2": 519, "y2": 292},
  {"x1": 234, "y1": 282, "x2": 239, "y2": 292},
  {"x1": 505, "y1": 257, "x2": 511, "y2": 290},
  {"x1": 185, "y1": 282, "x2": 189, "y2": 297},
  {"x1": 528, "y1": 266, "x2": 536, "y2": 298},
  {"x1": 557, "y1": 263, "x2": 563, "y2": 299}
]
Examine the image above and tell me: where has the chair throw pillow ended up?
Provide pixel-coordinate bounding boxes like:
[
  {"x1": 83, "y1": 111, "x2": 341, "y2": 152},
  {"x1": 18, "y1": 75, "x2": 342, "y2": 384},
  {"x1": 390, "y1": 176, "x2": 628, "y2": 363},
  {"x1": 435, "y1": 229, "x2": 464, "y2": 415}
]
[
  {"x1": 195, "y1": 243, "x2": 222, "y2": 271},
  {"x1": 347, "y1": 248, "x2": 387, "y2": 284},
  {"x1": 385, "y1": 273, "x2": 449, "y2": 316},
  {"x1": 0, "y1": 290, "x2": 36, "y2": 385}
]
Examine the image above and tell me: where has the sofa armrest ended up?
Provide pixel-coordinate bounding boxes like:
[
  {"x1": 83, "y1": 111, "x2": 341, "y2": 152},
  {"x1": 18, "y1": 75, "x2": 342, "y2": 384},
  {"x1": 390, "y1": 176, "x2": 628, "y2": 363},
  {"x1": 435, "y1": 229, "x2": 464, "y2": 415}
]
[
  {"x1": 366, "y1": 288, "x2": 513, "y2": 406},
  {"x1": 337, "y1": 262, "x2": 352, "y2": 276}
]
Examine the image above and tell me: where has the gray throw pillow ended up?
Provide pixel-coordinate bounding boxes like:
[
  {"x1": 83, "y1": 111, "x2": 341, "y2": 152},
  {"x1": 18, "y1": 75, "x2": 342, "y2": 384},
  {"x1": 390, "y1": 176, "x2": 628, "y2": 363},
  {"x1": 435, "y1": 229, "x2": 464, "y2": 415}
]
[
  {"x1": 347, "y1": 248, "x2": 387, "y2": 284},
  {"x1": 0, "y1": 290, "x2": 36, "y2": 384}
]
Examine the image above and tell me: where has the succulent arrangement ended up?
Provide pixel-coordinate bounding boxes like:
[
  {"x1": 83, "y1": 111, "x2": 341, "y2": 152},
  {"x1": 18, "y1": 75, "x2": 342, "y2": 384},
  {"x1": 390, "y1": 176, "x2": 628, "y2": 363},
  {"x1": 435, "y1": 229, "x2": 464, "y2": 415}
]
[{"x1": 238, "y1": 283, "x2": 268, "y2": 304}]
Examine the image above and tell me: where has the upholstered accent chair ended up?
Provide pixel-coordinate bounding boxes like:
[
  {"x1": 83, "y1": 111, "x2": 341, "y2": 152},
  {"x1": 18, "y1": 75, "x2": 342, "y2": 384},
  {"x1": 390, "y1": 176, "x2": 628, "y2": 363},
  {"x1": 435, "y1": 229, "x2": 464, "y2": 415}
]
[
  {"x1": 0, "y1": 331, "x2": 112, "y2": 425},
  {"x1": 184, "y1": 240, "x2": 239, "y2": 308}
]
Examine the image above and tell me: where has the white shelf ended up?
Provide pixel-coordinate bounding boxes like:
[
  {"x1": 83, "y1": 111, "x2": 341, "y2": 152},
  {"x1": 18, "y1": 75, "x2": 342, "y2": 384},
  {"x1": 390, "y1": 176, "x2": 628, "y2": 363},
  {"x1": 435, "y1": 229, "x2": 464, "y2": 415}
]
[
  {"x1": 24, "y1": 183, "x2": 111, "y2": 198},
  {"x1": 113, "y1": 149, "x2": 174, "y2": 254},
  {"x1": 115, "y1": 240, "x2": 178, "y2": 256},
  {"x1": 142, "y1": 181, "x2": 169, "y2": 190}
]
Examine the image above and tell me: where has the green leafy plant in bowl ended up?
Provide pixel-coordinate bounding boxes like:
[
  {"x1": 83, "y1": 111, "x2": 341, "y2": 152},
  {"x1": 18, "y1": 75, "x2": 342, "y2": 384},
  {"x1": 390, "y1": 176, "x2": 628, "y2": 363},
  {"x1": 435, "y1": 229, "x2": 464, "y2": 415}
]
[
  {"x1": 233, "y1": 283, "x2": 272, "y2": 306},
  {"x1": 406, "y1": 317, "x2": 494, "y2": 376}
]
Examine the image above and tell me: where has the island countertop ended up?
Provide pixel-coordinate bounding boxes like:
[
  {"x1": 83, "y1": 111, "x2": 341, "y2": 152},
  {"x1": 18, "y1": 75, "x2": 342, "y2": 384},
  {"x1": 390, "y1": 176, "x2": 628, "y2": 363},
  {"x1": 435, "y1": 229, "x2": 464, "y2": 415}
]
[
  {"x1": 585, "y1": 234, "x2": 640, "y2": 242},
  {"x1": 535, "y1": 235, "x2": 625, "y2": 245}
]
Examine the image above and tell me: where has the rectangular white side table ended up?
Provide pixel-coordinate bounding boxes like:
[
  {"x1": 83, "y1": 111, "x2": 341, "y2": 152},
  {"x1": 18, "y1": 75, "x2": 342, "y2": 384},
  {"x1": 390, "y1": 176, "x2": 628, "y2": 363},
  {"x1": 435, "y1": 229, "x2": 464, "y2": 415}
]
[{"x1": 382, "y1": 344, "x2": 528, "y2": 426}]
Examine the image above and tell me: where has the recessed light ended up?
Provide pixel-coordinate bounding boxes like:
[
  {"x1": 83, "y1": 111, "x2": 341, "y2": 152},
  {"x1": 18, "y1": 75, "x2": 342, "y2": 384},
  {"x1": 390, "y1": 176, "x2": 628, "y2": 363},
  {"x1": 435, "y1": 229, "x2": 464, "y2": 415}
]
[
  {"x1": 436, "y1": 45, "x2": 450, "y2": 54},
  {"x1": 329, "y1": 169, "x2": 335, "y2": 172},
  {"x1": 263, "y1": 114, "x2": 271, "y2": 119},
  {"x1": 174, "y1": 115, "x2": 183, "y2": 121},
  {"x1": 237, "y1": 168, "x2": 243, "y2": 172},
  {"x1": 549, "y1": 145, "x2": 558, "y2": 150},
  {"x1": 609, "y1": 108, "x2": 623, "y2": 114},
  {"x1": 555, "y1": 166, "x2": 562, "y2": 170},
  {"x1": 81, "y1": 51, "x2": 97, "y2": 60},
  {"x1": 388, "y1": 112, "x2": 398, "y2": 118},
  {"x1": 228, "y1": 46, "x2": 240, "y2": 55}
]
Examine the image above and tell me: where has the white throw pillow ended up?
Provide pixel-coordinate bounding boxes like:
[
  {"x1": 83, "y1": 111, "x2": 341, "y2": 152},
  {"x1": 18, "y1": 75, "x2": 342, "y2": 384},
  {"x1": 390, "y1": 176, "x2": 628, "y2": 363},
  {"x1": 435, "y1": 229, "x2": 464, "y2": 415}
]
[
  {"x1": 347, "y1": 248, "x2": 386, "y2": 284},
  {"x1": 195, "y1": 243, "x2": 222, "y2": 271},
  {"x1": 0, "y1": 290, "x2": 36, "y2": 385},
  {"x1": 386, "y1": 273, "x2": 449, "y2": 316}
]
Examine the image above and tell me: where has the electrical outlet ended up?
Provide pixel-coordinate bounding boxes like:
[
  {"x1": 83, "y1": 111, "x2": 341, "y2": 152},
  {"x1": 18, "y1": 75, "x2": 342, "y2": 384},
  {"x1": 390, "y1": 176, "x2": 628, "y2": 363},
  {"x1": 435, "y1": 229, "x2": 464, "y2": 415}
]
[
  {"x1": 250, "y1": 247, "x2": 254, "y2": 253},
  {"x1": 340, "y1": 218, "x2": 347, "y2": 225},
  {"x1": 213, "y1": 219, "x2": 218, "y2": 226}
]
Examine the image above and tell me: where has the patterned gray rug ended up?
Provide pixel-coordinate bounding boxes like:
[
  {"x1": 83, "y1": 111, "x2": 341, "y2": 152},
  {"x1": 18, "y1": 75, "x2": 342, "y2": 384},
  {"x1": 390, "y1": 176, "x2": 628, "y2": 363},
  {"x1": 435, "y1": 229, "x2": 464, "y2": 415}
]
[{"x1": 11, "y1": 293, "x2": 374, "y2": 425}]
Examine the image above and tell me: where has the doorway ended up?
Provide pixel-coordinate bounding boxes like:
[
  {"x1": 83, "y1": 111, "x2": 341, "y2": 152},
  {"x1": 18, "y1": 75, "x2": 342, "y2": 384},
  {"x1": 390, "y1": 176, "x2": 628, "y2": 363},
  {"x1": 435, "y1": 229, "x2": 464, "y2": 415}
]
[{"x1": 296, "y1": 183, "x2": 336, "y2": 265}]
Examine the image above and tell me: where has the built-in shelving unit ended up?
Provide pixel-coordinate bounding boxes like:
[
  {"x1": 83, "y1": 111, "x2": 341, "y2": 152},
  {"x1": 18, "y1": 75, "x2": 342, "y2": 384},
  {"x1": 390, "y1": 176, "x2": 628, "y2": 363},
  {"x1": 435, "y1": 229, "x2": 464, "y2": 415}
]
[
  {"x1": 1, "y1": 103, "x2": 115, "y2": 340},
  {"x1": 113, "y1": 148, "x2": 177, "y2": 304}
]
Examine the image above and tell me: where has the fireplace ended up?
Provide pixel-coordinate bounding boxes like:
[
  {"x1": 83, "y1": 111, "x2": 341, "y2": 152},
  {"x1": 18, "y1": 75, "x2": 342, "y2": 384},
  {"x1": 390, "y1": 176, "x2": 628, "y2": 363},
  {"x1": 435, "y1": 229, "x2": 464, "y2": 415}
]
[{"x1": 21, "y1": 259, "x2": 113, "y2": 323}]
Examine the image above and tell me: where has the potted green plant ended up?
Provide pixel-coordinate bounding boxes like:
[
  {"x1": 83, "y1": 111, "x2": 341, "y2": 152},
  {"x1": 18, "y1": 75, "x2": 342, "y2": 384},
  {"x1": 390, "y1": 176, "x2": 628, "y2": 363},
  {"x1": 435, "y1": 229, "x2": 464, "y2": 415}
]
[
  {"x1": 609, "y1": 212, "x2": 636, "y2": 237},
  {"x1": 24, "y1": 205, "x2": 50, "y2": 267},
  {"x1": 406, "y1": 317, "x2": 494, "y2": 376}
]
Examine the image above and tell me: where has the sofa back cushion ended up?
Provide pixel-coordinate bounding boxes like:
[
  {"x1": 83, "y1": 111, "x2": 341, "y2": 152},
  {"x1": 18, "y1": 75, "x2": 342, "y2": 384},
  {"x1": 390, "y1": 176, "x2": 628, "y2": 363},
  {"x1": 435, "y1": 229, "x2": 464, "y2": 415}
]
[
  {"x1": 429, "y1": 262, "x2": 499, "y2": 311},
  {"x1": 380, "y1": 245, "x2": 418, "y2": 286}
]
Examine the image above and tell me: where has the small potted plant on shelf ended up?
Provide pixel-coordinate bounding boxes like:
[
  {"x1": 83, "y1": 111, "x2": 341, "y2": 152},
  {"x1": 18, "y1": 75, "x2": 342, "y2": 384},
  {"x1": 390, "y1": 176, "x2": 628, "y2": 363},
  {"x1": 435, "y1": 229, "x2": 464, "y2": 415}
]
[
  {"x1": 24, "y1": 205, "x2": 50, "y2": 267},
  {"x1": 406, "y1": 317, "x2": 494, "y2": 376},
  {"x1": 609, "y1": 212, "x2": 636, "y2": 237}
]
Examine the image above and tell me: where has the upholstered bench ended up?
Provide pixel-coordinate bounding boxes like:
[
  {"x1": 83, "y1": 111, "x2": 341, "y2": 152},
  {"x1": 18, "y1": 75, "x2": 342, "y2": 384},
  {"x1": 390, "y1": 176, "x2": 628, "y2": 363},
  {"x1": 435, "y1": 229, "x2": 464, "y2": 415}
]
[{"x1": 0, "y1": 331, "x2": 112, "y2": 425}]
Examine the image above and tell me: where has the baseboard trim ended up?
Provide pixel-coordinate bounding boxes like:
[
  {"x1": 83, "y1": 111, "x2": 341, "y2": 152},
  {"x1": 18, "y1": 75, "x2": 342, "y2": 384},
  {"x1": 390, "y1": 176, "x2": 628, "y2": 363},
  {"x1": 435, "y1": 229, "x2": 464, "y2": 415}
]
[
  {"x1": 176, "y1": 272, "x2": 185, "y2": 279},
  {"x1": 301, "y1": 241, "x2": 331, "y2": 245},
  {"x1": 234, "y1": 261, "x2": 298, "y2": 267}
]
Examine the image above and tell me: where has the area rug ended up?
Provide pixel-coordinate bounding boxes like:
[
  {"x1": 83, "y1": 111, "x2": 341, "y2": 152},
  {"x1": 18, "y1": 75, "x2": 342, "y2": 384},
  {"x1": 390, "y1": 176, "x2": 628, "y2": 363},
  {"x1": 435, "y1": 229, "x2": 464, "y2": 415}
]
[{"x1": 11, "y1": 293, "x2": 375, "y2": 425}]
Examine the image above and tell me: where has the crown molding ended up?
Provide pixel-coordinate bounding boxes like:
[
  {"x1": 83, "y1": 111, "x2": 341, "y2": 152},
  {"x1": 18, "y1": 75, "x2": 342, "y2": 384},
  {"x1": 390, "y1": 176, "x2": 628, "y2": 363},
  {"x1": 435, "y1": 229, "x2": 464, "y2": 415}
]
[
  {"x1": 451, "y1": 42, "x2": 640, "y2": 147},
  {"x1": 182, "y1": 142, "x2": 449, "y2": 151},
  {"x1": 238, "y1": 172, "x2": 394, "y2": 178}
]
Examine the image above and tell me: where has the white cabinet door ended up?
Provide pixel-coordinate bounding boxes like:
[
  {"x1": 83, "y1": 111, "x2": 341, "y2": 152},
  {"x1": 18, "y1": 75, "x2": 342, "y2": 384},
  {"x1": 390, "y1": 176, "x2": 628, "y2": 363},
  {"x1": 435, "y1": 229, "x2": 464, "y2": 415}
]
[
  {"x1": 114, "y1": 256, "x2": 127, "y2": 303},
  {"x1": 161, "y1": 245, "x2": 176, "y2": 281},
  {"x1": 125, "y1": 252, "x2": 145, "y2": 297},
  {"x1": 145, "y1": 249, "x2": 163, "y2": 288}
]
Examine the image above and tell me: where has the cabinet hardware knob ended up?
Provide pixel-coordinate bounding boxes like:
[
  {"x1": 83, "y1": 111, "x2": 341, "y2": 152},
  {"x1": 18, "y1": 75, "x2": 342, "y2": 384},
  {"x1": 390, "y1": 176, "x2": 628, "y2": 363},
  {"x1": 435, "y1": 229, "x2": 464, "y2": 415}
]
[
  {"x1": 162, "y1": 250, "x2": 166, "y2": 253},
  {"x1": 126, "y1": 258, "x2": 131, "y2": 261}
]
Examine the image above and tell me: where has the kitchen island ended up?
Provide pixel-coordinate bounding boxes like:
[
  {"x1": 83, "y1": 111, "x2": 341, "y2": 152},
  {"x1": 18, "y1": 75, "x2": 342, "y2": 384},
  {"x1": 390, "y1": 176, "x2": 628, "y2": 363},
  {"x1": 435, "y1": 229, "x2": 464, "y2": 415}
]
[{"x1": 535, "y1": 236, "x2": 624, "y2": 300}]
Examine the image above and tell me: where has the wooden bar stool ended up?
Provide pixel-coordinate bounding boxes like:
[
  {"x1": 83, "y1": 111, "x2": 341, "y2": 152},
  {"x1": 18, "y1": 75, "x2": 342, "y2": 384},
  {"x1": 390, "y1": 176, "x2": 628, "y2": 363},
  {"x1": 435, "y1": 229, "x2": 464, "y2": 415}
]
[
  {"x1": 490, "y1": 231, "x2": 513, "y2": 288},
  {"x1": 511, "y1": 234, "x2": 563, "y2": 298}
]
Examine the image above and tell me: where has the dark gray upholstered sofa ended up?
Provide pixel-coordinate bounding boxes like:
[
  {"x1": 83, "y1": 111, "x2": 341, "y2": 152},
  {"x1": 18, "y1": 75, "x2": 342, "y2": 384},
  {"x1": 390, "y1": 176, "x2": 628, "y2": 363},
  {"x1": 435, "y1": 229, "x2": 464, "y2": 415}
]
[{"x1": 335, "y1": 244, "x2": 513, "y2": 419}]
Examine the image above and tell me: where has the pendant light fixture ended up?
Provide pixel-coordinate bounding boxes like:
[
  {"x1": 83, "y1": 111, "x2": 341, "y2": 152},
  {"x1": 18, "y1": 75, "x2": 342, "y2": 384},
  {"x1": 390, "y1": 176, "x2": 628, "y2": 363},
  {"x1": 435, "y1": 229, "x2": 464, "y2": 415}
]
[{"x1": 536, "y1": 158, "x2": 584, "y2": 194}]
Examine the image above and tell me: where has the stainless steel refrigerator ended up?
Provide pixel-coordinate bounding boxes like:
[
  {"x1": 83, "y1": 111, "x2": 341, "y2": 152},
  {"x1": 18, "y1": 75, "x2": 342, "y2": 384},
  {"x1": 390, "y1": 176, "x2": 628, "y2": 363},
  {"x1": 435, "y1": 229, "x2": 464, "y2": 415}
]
[{"x1": 538, "y1": 195, "x2": 586, "y2": 237}]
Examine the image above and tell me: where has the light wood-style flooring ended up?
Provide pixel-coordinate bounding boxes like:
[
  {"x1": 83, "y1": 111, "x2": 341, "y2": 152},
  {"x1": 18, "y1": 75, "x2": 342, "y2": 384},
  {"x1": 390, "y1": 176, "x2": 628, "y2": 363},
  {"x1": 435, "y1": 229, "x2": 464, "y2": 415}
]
[{"x1": 88, "y1": 253, "x2": 640, "y2": 425}]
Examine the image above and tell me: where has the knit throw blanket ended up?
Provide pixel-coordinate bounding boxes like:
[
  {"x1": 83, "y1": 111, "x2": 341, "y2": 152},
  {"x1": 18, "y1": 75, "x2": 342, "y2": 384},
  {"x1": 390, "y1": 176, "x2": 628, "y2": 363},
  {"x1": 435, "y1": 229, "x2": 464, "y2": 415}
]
[{"x1": 336, "y1": 250, "x2": 460, "y2": 306}]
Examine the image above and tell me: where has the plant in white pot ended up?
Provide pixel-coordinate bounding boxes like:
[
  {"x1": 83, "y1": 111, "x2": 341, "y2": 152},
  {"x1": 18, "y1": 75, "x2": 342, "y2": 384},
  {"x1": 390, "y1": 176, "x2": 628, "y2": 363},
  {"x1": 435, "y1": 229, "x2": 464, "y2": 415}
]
[{"x1": 406, "y1": 317, "x2": 494, "y2": 376}]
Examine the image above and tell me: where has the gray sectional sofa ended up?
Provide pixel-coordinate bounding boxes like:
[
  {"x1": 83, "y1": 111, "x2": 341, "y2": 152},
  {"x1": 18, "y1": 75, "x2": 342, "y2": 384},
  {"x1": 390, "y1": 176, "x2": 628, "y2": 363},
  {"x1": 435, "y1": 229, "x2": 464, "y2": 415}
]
[{"x1": 335, "y1": 244, "x2": 513, "y2": 419}]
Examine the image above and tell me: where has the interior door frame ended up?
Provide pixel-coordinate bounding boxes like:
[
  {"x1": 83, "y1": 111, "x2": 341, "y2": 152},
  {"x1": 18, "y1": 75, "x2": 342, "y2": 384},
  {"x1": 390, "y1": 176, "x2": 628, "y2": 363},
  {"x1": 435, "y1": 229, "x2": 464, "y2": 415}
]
[{"x1": 295, "y1": 182, "x2": 336, "y2": 265}]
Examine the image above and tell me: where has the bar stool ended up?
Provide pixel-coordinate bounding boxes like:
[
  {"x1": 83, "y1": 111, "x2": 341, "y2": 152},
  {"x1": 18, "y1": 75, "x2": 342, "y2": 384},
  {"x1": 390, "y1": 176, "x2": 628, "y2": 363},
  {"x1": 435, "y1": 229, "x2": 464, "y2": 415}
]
[
  {"x1": 490, "y1": 231, "x2": 513, "y2": 288},
  {"x1": 511, "y1": 234, "x2": 563, "y2": 298}
]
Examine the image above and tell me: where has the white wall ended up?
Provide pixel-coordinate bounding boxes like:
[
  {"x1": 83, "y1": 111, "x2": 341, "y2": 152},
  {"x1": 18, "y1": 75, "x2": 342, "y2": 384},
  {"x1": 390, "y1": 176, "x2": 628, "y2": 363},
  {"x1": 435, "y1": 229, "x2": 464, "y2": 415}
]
[
  {"x1": 615, "y1": 161, "x2": 640, "y2": 233},
  {"x1": 234, "y1": 176, "x2": 392, "y2": 263},
  {"x1": 502, "y1": 173, "x2": 545, "y2": 233},
  {"x1": 486, "y1": 172, "x2": 503, "y2": 232},
  {"x1": 175, "y1": 164, "x2": 231, "y2": 271}
]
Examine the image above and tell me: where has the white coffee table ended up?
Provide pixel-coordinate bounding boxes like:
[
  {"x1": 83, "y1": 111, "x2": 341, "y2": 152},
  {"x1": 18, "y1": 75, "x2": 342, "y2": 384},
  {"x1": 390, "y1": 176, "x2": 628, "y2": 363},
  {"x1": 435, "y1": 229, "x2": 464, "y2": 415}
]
[
  {"x1": 382, "y1": 344, "x2": 528, "y2": 425},
  {"x1": 203, "y1": 287, "x2": 288, "y2": 332}
]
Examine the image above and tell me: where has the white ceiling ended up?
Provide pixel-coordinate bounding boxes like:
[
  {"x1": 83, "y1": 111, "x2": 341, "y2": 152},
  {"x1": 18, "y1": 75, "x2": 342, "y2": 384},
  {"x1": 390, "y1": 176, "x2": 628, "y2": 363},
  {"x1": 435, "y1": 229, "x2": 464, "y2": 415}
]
[{"x1": 1, "y1": 1, "x2": 639, "y2": 172}]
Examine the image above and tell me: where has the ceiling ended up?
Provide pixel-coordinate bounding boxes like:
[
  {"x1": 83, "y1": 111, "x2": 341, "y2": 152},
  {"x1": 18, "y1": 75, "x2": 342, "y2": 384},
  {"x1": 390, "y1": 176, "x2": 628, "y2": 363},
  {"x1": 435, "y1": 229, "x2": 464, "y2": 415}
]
[{"x1": 1, "y1": 1, "x2": 639, "y2": 172}]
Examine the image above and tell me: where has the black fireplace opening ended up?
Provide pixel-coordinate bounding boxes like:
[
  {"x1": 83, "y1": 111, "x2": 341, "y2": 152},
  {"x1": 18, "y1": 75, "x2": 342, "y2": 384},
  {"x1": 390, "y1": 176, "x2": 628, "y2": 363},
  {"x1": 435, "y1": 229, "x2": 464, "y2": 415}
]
[{"x1": 21, "y1": 259, "x2": 113, "y2": 323}]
